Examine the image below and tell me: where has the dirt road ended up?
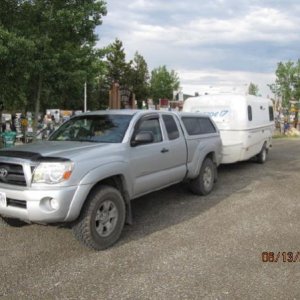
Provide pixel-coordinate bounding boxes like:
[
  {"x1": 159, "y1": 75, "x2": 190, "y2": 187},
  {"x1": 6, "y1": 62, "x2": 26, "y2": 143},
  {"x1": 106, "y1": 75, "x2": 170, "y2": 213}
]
[{"x1": 1, "y1": 138, "x2": 300, "y2": 299}]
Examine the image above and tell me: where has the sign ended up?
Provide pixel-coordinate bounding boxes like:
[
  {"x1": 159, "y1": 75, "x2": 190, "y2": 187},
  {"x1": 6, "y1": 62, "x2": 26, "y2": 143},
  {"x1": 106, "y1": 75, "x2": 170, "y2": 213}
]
[
  {"x1": 193, "y1": 106, "x2": 231, "y2": 123},
  {"x1": 159, "y1": 98, "x2": 169, "y2": 107}
]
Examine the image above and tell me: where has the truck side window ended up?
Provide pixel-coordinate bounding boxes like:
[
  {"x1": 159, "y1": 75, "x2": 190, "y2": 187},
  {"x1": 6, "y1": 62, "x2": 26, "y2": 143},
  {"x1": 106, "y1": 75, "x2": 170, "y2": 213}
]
[
  {"x1": 269, "y1": 106, "x2": 274, "y2": 121},
  {"x1": 162, "y1": 115, "x2": 179, "y2": 140},
  {"x1": 248, "y1": 105, "x2": 252, "y2": 121},
  {"x1": 137, "y1": 118, "x2": 162, "y2": 143}
]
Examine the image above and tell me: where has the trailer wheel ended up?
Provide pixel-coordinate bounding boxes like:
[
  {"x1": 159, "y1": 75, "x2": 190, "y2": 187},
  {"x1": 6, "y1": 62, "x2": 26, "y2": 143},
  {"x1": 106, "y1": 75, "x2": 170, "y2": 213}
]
[
  {"x1": 72, "y1": 185, "x2": 125, "y2": 250},
  {"x1": 256, "y1": 144, "x2": 267, "y2": 164},
  {"x1": 189, "y1": 157, "x2": 215, "y2": 195},
  {"x1": 0, "y1": 216, "x2": 26, "y2": 227}
]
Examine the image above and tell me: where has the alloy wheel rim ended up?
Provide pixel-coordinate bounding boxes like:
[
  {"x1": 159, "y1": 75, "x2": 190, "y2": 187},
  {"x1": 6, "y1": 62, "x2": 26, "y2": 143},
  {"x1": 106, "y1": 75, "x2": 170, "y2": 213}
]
[
  {"x1": 262, "y1": 149, "x2": 266, "y2": 161},
  {"x1": 95, "y1": 200, "x2": 118, "y2": 237},
  {"x1": 203, "y1": 167, "x2": 213, "y2": 190}
]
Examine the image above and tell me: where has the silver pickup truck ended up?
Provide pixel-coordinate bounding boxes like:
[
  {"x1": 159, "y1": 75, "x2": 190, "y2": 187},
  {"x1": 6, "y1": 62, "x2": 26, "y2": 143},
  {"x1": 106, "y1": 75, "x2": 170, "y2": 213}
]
[{"x1": 0, "y1": 110, "x2": 222, "y2": 249}]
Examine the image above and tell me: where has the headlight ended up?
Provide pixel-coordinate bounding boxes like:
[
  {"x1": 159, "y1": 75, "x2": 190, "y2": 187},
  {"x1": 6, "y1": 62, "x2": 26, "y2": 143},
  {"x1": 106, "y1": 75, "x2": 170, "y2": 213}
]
[{"x1": 32, "y1": 161, "x2": 74, "y2": 184}]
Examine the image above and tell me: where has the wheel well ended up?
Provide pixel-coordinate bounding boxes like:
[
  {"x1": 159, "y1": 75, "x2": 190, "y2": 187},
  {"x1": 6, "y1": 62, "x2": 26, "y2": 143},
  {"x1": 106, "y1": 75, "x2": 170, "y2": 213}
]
[
  {"x1": 88, "y1": 175, "x2": 129, "y2": 202},
  {"x1": 263, "y1": 141, "x2": 268, "y2": 149},
  {"x1": 206, "y1": 152, "x2": 216, "y2": 164},
  {"x1": 84, "y1": 175, "x2": 132, "y2": 224},
  {"x1": 205, "y1": 152, "x2": 218, "y2": 182}
]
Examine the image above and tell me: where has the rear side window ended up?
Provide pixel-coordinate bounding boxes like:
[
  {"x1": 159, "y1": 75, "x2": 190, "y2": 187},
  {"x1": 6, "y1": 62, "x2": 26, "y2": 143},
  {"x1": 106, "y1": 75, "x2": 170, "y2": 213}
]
[
  {"x1": 162, "y1": 115, "x2": 179, "y2": 140},
  {"x1": 181, "y1": 117, "x2": 216, "y2": 135},
  {"x1": 269, "y1": 106, "x2": 274, "y2": 121},
  {"x1": 248, "y1": 105, "x2": 252, "y2": 121}
]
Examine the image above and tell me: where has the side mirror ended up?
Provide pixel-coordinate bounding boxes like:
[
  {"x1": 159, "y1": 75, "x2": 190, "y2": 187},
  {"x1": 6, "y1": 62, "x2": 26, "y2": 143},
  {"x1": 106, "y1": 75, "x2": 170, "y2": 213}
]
[{"x1": 131, "y1": 131, "x2": 154, "y2": 146}]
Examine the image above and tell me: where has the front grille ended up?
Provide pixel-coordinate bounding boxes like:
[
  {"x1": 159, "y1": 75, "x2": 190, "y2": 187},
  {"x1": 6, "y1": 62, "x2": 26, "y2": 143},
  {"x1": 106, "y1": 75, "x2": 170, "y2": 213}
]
[
  {"x1": 0, "y1": 163, "x2": 26, "y2": 186},
  {"x1": 7, "y1": 198, "x2": 27, "y2": 209}
]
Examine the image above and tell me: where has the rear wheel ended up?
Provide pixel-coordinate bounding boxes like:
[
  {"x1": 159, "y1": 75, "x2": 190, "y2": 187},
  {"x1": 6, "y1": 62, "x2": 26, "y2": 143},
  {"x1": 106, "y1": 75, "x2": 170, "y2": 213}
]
[
  {"x1": 72, "y1": 185, "x2": 126, "y2": 250},
  {"x1": 256, "y1": 144, "x2": 267, "y2": 164},
  {"x1": 189, "y1": 157, "x2": 215, "y2": 195}
]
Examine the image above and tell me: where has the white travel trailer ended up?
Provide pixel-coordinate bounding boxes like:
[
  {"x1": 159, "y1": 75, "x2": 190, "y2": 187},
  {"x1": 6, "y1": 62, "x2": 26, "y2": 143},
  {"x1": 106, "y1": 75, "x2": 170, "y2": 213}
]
[{"x1": 183, "y1": 94, "x2": 275, "y2": 164}]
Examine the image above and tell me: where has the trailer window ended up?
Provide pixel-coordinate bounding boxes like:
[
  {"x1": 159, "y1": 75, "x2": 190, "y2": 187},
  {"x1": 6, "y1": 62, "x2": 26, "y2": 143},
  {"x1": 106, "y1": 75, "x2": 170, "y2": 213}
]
[
  {"x1": 162, "y1": 115, "x2": 179, "y2": 140},
  {"x1": 248, "y1": 105, "x2": 252, "y2": 121},
  {"x1": 269, "y1": 106, "x2": 274, "y2": 121}
]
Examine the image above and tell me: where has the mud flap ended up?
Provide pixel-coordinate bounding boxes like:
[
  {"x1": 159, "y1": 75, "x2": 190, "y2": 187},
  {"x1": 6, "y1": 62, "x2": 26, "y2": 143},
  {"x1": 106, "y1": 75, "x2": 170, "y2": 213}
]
[
  {"x1": 214, "y1": 163, "x2": 218, "y2": 183},
  {"x1": 125, "y1": 200, "x2": 133, "y2": 225}
]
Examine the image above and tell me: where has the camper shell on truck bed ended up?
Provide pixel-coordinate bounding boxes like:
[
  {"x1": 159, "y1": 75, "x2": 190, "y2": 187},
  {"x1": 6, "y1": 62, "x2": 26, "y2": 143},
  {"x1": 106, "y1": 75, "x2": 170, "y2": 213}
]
[{"x1": 183, "y1": 94, "x2": 275, "y2": 164}]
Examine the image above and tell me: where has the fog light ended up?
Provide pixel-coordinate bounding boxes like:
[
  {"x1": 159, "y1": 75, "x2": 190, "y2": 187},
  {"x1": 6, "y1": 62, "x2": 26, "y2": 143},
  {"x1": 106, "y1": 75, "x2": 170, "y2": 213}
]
[
  {"x1": 0, "y1": 193, "x2": 7, "y2": 207},
  {"x1": 50, "y1": 198, "x2": 59, "y2": 210},
  {"x1": 0, "y1": 198, "x2": 5, "y2": 207}
]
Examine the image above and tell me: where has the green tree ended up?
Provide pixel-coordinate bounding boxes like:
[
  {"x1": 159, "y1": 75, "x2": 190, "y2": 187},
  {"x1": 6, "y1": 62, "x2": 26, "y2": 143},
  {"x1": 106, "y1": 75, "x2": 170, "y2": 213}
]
[
  {"x1": 269, "y1": 61, "x2": 300, "y2": 107},
  {"x1": 150, "y1": 65, "x2": 180, "y2": 104},
  {"x1": 106, "y1": 38, "x2": 130, "y2": 86},
  {"x1": 89, "y1": 48, "x2": 112, "y2": 109},
  {"x1": 0, "y1": 0, "x2": 36, "y2": 111},
  {"x1": 129, "y1": 52, "x2": 149, "y2": 108},
  {"x1": 0, "y1": 26, "x2": 35, "y2": 111},
  {"x1": 248, "y1": 82, "x2": 259, "y2": 96},
  {"x1": 105, "y1": 40, "x2": 151, "y2": 108},
  {"x1": 269, "y1": 60, "x2": 300, "y2": 127},
  {"x1": 0, "y1": 0, "x2": 107, "y2": 128}
]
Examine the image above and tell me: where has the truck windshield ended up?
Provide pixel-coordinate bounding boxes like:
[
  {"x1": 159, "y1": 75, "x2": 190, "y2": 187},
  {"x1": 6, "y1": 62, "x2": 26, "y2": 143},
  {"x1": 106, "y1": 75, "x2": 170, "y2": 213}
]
[{"x1": 49, "y1": 114, "x2": 132, "y2": 143}]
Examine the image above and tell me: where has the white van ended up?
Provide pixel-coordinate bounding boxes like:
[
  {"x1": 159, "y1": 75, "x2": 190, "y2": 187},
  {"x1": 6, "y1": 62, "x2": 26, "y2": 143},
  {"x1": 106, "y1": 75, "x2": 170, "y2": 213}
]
[{"x1": 183, "y1": 94, "x2": 275, "y2": 164}]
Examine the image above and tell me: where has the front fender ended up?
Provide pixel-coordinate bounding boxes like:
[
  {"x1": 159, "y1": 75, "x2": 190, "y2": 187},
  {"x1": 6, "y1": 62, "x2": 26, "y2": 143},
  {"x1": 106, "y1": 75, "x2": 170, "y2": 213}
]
[
  {"x1": 65, "y1": 161, "x2": 132, "y2": 221},
  {"x1": 79, "y1": 161, "x2": 131, "y2": 187}
]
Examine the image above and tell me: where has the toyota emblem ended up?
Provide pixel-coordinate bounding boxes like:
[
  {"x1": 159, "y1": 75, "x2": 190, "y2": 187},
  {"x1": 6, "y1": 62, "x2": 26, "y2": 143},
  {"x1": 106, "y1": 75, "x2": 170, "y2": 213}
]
[{"x1": 0, "y1": 168, "x2": 8, "y2": 178}]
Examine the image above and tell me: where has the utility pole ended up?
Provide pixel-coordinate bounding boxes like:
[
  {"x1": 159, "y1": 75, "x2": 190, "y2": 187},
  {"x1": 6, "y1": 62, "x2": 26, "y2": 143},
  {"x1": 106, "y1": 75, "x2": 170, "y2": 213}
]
[{"x1": 84, "y1": 82, "x2": 87, "y2": 112}]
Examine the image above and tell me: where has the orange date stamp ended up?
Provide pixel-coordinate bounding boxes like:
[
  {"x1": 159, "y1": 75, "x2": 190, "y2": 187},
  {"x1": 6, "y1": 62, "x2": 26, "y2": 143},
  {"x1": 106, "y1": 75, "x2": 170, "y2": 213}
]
[{"x1": 262, "y1": 252, "x2": 300, "y2": 262}]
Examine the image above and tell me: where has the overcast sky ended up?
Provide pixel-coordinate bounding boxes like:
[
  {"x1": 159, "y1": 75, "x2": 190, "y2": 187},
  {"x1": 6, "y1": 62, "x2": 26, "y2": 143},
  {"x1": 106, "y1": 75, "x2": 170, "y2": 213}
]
[{"x1": 96, "y1": 0, "x2": 300, "y2": 97}]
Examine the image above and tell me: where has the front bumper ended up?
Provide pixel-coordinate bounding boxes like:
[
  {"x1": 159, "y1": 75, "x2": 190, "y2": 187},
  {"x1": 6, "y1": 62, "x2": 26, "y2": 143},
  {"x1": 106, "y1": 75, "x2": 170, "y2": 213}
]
[{"x1": 0, "y1": 183, "x2": 91, "y2": 223}]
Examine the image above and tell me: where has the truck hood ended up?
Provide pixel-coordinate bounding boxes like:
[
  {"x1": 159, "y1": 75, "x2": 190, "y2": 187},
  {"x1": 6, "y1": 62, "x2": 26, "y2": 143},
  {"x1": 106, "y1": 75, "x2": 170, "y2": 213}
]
[{"x1": 0, "y1": 141, "x2": 117, "y2": 160}]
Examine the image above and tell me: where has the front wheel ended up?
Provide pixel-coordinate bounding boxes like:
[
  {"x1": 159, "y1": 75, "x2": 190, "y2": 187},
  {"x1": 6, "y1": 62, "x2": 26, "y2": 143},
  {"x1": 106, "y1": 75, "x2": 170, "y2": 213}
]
[
  {"x1": 72, "y1": 185, "x2": 126, "y2": 250},
  {"x1": 0, "y1": 216, "x2": 27, "y2": 227},
  {"x1": 189, "y1": 157, "x2": 216, "y2": 196}
]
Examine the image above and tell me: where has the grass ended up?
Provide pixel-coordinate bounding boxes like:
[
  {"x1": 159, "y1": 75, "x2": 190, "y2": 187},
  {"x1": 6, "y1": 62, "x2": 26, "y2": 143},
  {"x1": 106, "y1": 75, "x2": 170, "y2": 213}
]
[{"x1": 273, "y1": 134, "x2": 300, "y2": 139}]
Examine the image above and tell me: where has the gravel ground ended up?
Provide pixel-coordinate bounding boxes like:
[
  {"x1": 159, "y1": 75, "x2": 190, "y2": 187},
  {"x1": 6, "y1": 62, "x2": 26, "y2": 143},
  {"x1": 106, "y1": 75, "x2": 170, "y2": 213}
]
[{"x1": 1, "y1": 138, "x2": 300, "y2": 300}]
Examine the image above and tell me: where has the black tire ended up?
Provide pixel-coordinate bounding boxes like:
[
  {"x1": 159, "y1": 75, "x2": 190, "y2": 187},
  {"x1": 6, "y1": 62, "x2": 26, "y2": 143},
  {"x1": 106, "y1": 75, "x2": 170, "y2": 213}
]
[
  {"x1": 189, "y1": 157, "x2": 215, "y2": 195},
  {"x1": 0, "y1": 216, "x2": 27, "y2": 227},
  {"x1": 72, "y1": 185, "x2": 126, "y2": 250},
  {"x1": 256, "y1": 144, "x2": 267, "y2": 164}
]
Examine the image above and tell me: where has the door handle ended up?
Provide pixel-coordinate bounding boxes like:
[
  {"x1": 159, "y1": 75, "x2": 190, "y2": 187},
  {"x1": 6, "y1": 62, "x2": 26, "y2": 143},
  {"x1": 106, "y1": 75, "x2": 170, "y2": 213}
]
[{"x1": 161, "y1": 148, "x2": 169, "y2": 153}]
